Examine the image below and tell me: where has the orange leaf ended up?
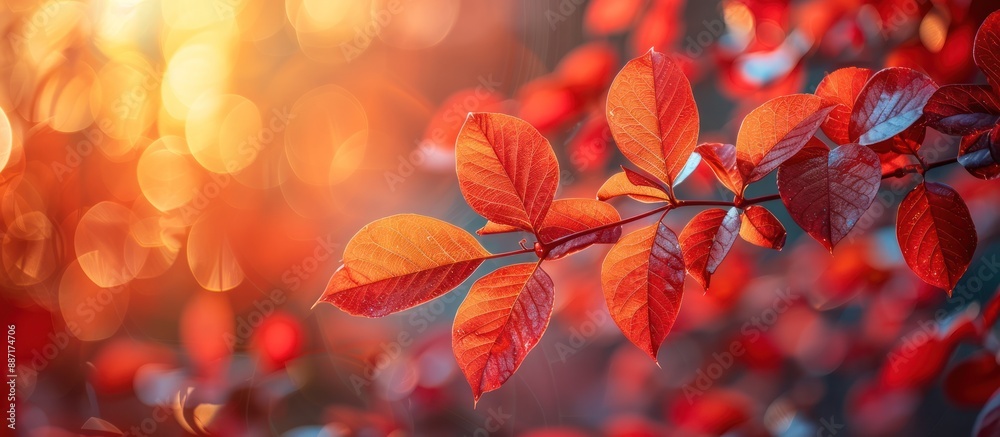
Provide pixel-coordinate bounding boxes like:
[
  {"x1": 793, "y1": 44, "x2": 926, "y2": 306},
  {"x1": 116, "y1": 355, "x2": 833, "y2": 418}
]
[
  {"x1": 679, "y1": 208, "x2": 741, "y2": 290},
  {"x1": 597, "y1": 171, "x2": 670, "y2": 203},
  {"x1": 317, "y1": 214, "x2": 490, "y2": 317},
  {"x1": 538, "y1": 198, "x2": 622, "y2": 259},
  {"x1": 897, "y1": 182, "x2": 977, "y2": 293},
  {"x1": 739, "y1": 205, "x2": 786, "y2": 250},
  {"x1": 476, "y1": 221, "x2": 521, "y2": 236},
  {"x1": 456, "y1": 113, "x2": 560, "y2": 232},
  {"x1": 453, "y1": 262, "x2": 554, "y2": 403},
  {"x1": 601, "y1": 221, "x2": 684, "y2": 361},
  {"x1": 815, "y1": 67, "x2": 872, "y2": 145},
  {"x1": 695, "y1": 143, "x2": 740, "y2": 194},
  {"x1": 607, "y1": 49, "x2": 700, "y2": 187},
  {"x1": 735, "y1": 94, "x2": 837, "y2": 189}
]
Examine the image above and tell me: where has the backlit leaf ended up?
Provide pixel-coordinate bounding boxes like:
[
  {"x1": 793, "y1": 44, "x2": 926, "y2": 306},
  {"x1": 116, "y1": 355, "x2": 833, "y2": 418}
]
[
  {"x1": 849, "y1": 67, "x2": 938, "y2": 145},
  {"x1": 456, "y1": 113, "x2": 559, "y2": 232},
  {"x1": 924, "y1": 85, "x2": 1000, "y2": 136},
  {"x1": 679, "y1": 208, "x2": 741, "y2": 290},
  {"x1": 317, "y1": 214, "x2": 490, "y2": 317},
  {"x1": 601, "y1": 221, "x2": 684, "y2": 361},
  {"x1": 453, "y1": 262, "x2": 554, "y2": 402},
  {"x1": 735, "y1": 94, "x2": 837, "y2": 188},
  {"x1": 777, "y1": 142, "x2": 881, "y2": 251},
  {"x1": 815, "y1": 67, "x2": 872, "y2": 145},
  {"x1": 739, "y1": 205, "x2": 786, "y2": 250},
  {"x1": 597, "y1": 171, "x2": 671, "y2": 203},
  {"x1": 897, "y1": 182, "x2": 977, "y2": 293},
  {"x1": 538, "y1": 198, "x2": 622, "y2": 259},
  {"x1": 607, "y1": 49, "x2": 700, "y2": 187},
  {"x1": 976, "y1": 10, "x2": 1000, "y2": 94},
  {"x1": 476, "y1": 221, "x2": 521, "y2": 236},
  {"x1": 695, "y1": 142, "x2": 740, "y2": 193}
]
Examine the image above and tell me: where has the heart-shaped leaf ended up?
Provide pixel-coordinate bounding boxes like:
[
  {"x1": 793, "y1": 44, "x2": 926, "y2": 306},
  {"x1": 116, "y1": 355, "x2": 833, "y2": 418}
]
[
  {"x1": 777, "y1": 142, "x2": 882, "y2": 251},
  {"x1": 735, "y1": 94, "x2": 837, "y2": 188},
  {"x1": 597, "y1": 171, "x2": 670, "y2": 203},
  {"x1": 456, "y1": 113, "x2": 559, "y2": 232},
  {"x1": 453, "y1": 262, "x2": 554, "y2": 403},
  {"x1": 924, "y1": 85, "x2": 1000, "y2": 136},
  {"x1": 601, "y1": 221, "x2": 684, "y2": 361},
  {"x1": 976, "y1": 10, "x2": 1000, "y2": 95},
  {"x1": 897, "y1": 182, "x2": 977, "y2": 293},
  {"x1": 815, "y1": 67, "x2": 872, "y2": 145},
  {"x1": 607, "y1": 49, "x2": 700, "y2": 187},
  {"x1": 679, "y1": 207, "x2": 742, "y2": 290},
  {"x1": 318, "y1": 214, "x2": 490, "y2": 317},
  {"x1": 739, "y1": 205, "x2": 786, "y2": 250},
  {"x1": 538, "y1": 198, "x2": 622, "y2": 259},
  {"x1": 849, "y1": 67, "x2": 938, "y2": 145}
]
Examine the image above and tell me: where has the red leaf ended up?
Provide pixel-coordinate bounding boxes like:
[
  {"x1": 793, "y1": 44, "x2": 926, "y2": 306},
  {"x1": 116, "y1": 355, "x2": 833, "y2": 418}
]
[
  {"x1": 453, "y1": 262, "x2": 554, "y2": 403},
  {"x1": 879, "y1": 334, "x2": 956, "y2": 390},
  {"x1": 815, "y1": 67, "x2": 872, "y2": 145},
  {"x1": 318, "y1": 215, "x2": 490, "y2": 317},
  {"x1": 735, "y1": 94, "x2": 837, "y2": 188},
  {"x1": 945, "y1": 352, "x2": 1000, "y2": 407},
  {"x1": 896, "y1": 182, "x2": 977, "y2": 293},
  {"x1": 601, "y1": 221, "x2": 684, "y2": 360},
  {"x1": 777, "y1": 142, "x2": 881, "y2": 251},
  {"x1": 739, "y1": 205, "x2": 786, "y2": 250},
  {"x1": 679, "y1": 208, "x2": 741, "y2": 290},
  {"x1": 695, "y1": 142, "x2": 741, "y2": 194},
  {"x1": 975, "y1": 10, "x2": 1000, "y2": 94},
  {"x1": 958, "y1": 126, "x2": 1000, "y2": 180},
  {"x1": 924, "y1": 85, "x2": 1000, "y2": 136},
  {"x1": 583, "y1": 0, "x2": 645, "y2": 36},
  {"x1": 607, "y1": 49, "x2": 700, "y2": 187},
  {"x1": 597, "y1": 172, "x2": 671, "y2": 203},
  {"x1": 869, "y1": 121, "x2": 925, "y2": 155},
  {"x1": 622, "y1": 166, "x2": 668, "y2": 191},
  {"x1": 538, "y1": 199, "x2": 623, "y2": 259},
  {"x1": 849, "y1": 67, "x2": 938, "y2": 145},
  {"x1": 456, "y1": 113, "x2": 560, "y2": 232}
]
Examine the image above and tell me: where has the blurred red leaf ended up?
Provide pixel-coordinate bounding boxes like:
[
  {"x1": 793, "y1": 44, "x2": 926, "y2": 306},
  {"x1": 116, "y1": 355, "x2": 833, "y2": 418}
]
[
  {"x1": 739, "y1": 205, "x2": 786, "y2": 250},
  {"x1": 975, "y1": 10, "x2": 1000, "y2": 94},
  {"x1": 924, "y1": 85, "x2": 1000, "y2": 136},
  {"x1": 815, "y1": 67, "x2": 872, "y2": 145},
  {"x1": 945, "y1": 352, "x2": 1000, "y2": 406},
  {"x1": 557, "y1": 42, "x2": 619, "y2": 99},
  {"x1": 679, "y1": 208, "x2": 742, "y2": 290},
  {"x1": 601, "y1": 222, "x2": 684, "y2": 361},
  {"x1": 735, "y1": 94, "x2": 837, "y2": 188},
  {"x1": 456, "y1": 113, "x2": 559, "y2": 232},
  {"x1": 607, "y1": 49, "x2": 700, "y2": 187},
  {"x1": 896, "y1": 182, "x2": 977, "y2": 293},
  {"x1": 453, "y1": 262, "x2": 554, "y2": 403},
  {"x1": 849, "y1": 67, "x2": 938, "y2": 145},
  {"x1": 423, "y1": 88, "x2": 507, "y2": 150},
  {"x1": 318, "y1": 214, "x2": 489, "y2": 317},
  {"x1": 584, "y1": 0, "x2": 646, "y2": 36},
  {"x1": 776, "y1": 142, "x2": 881, "y2": 251},
  {"x1": 538, "y1": 198, "x2": 622, "y2": 259},
  {"x1": 597, "y1": 171, "x2": 671, "y2": 203},
  {"x1": 670, "y1": 389, "x2": 753, "y2": 436}
]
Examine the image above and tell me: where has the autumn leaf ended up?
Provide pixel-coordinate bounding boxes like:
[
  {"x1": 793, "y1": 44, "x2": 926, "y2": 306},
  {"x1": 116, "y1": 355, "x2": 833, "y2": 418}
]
[
  {"x1": 958, "y1": 126, "x2": 1000, "y2": 180},
  {"x1": 944, "y1": 352, "x2": 1000, "y2": 407},
  {"x1": 897, "y1": 182, "x2": 977, "y2": 293},
  {"x1": 601, "y1": 221, "x2": 684, "y2": 361},
  {"x1": 597, "y1": 171, "x2": 671, "y2": 203},
  {"x1": 815, "y1": 67, "x2": 872, "y2": 145},
  {"x1": 623, "y1": 166, "x2": 669, "y2": 192},
  {"x1": 607, "y1": 48, "x2": 700, "y2": 187},
  {"x1": 734, "y1": 94, "x2": 837, "y2": 189},
  {"x1": 317, "y1": 214, "x2": 490, "y2": 317},
  {"x1": 476, "y1": 221, "x2": 521, "y2": 236},
  {"x1": 869, "y1": 121, "x2": 925, "y2": 155},
  {"x1": 849, "y1": 67, "x2": 938, "y2": 145},
  {"x1": 456, "y1": 113, "x2": 560, "y2": 232},
  {"x1": 739, "y1": 205, "x2": 786, "y2": 250},
  {"x1": 453, "y1": 262, "x2": 554, "y2": 403},
  {"x1": 679, "y1": 208, "x2": 741, "y2": 290},
  {"x1": 776, "y1": 141, "x2": 881, "y2": 251},
  {"x1": 695, "y1": 142, "x2": 740, "y2": 194},
  {"x1": 976, "y1": 10, "x2": 1000, "y2": 94},
  {"x1": 924, "y1": 85, "x2": 1000, "y2": 136},
  {"x1": 537, "y1": 198, "x2": 622, "y2": 259}
]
